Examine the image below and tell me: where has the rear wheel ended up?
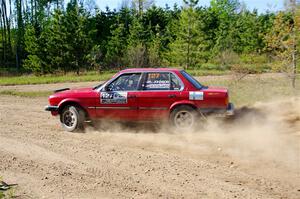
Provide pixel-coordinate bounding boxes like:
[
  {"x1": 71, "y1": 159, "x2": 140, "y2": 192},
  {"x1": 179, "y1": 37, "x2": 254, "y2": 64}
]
[
  {"x1": 60, "y1": 105, "x2": 85, "y2": 132},
  {"x1": 170, "y1": 105, "x2": 197, "y2": 130}
]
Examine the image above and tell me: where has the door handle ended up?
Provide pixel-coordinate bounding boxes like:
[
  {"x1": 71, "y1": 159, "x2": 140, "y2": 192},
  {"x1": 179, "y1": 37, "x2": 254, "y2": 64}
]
[
  {"x1": 128, "y1": 95, "x2": 137, "y2": 98},
  {"x1": 168, "y1": 94, "x2": 176, "y2": 98}
]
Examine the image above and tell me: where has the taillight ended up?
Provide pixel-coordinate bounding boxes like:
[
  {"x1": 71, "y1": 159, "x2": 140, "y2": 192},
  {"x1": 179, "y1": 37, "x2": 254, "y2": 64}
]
[{"x1": 225, "y1": 92, "x2": 229, "y2": 106}]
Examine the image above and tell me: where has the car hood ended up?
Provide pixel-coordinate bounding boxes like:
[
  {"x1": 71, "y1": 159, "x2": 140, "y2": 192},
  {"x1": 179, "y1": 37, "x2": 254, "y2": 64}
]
[
  {"x1": 51, "y1": 87, "x2": 94, "y2": 97},
  {"x1": 61, "y1": 87, "x2": 93, "y2": 93}
]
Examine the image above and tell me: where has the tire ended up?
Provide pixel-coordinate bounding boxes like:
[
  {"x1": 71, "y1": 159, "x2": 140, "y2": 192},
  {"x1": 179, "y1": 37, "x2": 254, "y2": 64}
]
[
  {"x1": 60, "y1": 105, "x2": 85, "y2": 132},
  {"x1": 170, "y1": 105, "x2": 197, "y2": 130}
]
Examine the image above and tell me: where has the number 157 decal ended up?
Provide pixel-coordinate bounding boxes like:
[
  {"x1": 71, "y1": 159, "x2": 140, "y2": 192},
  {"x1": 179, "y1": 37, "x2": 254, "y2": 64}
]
[{"x1": 100, "y1": 92, "x2": 128, "y2": 104}]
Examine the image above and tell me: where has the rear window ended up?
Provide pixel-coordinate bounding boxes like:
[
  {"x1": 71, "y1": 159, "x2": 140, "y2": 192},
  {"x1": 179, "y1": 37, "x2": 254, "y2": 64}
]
[{"x1": 180, "y1": 70, "x2": 203, "y2": 89}]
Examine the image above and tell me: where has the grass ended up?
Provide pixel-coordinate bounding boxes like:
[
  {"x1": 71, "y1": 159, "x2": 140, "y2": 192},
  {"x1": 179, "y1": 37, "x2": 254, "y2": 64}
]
[
  {"x1": 0, "y1": 69, "x2": 229, "y2": 86},
  {"x1": 1, "y1": 75, "x2": 299, "y2": 106},
  {"x1": 186, "y1": 69, "x2": 230, "y2": 76},
  {"x1": 0, "y1": 72, "x2": 299, "y2": 106},
  {"x1": 0, "y1": 90, "x2": 52, "y2": 97},
  {"x1": 202, "y1": 75, "x2": 300, "y2": 106},
  {"x1": 0, "y1": 176, "x2": 15, "y2": 199},
  {"x1": 0, "y1": 71, "x2": 114, "y2": 86}
]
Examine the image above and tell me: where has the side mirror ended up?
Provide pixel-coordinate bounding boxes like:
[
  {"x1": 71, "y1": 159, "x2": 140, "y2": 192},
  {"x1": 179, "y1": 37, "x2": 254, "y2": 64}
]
[{"x1": 104, "y1": 84, "x2": 111, "y2": 92}]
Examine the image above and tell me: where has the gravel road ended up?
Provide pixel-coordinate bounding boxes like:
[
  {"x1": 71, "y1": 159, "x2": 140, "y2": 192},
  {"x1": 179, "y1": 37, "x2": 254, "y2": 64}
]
[{"x1": 0, "y1": 81, "x2": 299, "y2": 198}]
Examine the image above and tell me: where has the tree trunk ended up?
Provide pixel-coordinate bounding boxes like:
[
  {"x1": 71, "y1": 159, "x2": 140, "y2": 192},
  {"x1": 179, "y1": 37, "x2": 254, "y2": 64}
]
[
  {"x1": 290, "y1": 0, "x2": 297, "y2": 88},
  {"x1": 186, "y1": 9, "x2": 191, "y2": 70},
  {"x1": 292, "y1": 36, "x2": 297, "y2": 88},
  {"x1": 0, "y1": 15, "x2": 4, "y2": 62}
]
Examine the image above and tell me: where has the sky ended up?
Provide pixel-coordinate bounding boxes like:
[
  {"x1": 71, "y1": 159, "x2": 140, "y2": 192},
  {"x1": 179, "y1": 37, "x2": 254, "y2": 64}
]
[{"x1": 95, "y1": 0, "x2": 285, "y2": 13}]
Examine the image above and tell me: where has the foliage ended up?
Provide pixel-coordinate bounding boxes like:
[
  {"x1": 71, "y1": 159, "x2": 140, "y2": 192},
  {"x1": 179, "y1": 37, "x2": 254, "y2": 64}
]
[
  {"x1": 167, "y1": 0, "x2": 204, "y2": 69},
  {"x1": 0, "y1": 0, "x2": 298, "y2": 76},
  {"x1": 264, "y1": 1, "x2": 300, "y2": 87}
]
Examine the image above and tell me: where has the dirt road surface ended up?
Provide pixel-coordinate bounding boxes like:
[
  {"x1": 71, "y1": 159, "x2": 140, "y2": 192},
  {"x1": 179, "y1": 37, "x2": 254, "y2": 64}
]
[{"x1": 0, "y1": 84, "x2": 299, "y2": 198}]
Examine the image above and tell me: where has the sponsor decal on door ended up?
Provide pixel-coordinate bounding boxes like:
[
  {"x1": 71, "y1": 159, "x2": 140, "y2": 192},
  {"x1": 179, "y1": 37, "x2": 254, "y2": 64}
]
[{"x1": 101, "y1": 92, "x2": 128, "y2": 104}]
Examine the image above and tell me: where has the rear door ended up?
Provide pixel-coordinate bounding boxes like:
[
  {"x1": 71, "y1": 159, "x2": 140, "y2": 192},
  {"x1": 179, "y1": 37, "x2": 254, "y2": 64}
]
[
  {"x1": 96, "y1": 73, "x2": 141, "y2": 120},
  {"x1": 137, "y1": 72, "x2": 184, "y2": 120}
]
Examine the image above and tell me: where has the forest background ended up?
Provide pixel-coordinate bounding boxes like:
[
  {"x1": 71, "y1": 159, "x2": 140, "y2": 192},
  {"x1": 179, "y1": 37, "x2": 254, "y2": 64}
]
[{"x1": 0, "y1": 0, "x2": 299, "y2": 86}]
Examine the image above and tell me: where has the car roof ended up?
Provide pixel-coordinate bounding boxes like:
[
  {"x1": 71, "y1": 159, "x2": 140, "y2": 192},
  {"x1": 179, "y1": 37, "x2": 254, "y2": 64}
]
[{"x1": 120, "y1": 68, "x2": 183, "y2": 73}]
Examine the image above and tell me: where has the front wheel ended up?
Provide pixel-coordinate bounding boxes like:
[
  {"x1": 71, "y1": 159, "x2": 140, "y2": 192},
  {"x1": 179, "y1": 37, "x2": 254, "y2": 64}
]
[
  {"x1": 60, "y1": 105, "x2": 85, "y2": 132},
  {"x1": 170, "y1": 105, "x2": 197, "y2": 130}
]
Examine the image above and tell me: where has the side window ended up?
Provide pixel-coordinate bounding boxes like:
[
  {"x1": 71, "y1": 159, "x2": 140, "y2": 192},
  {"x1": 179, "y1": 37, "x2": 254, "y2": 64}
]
[
  {"x1": 106, "y1": 73, "x2": 141, "y2": 91},
  {"x1": 170, "y1": 73, "x2": 182, "y2": 90},
  {"x1": 143, "y1": 72, "x2": 171, "y2": 90}
]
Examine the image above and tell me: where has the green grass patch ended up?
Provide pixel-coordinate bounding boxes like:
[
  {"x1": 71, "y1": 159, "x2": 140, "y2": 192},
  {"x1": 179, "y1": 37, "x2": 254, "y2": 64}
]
[
  {"x1": 0, "y1": 71, "x2": 114, "y2": 86},
  {"x1": 0, "y1": 70, "x2": 230, "y2": 86},
  {"x1": 0, "y1": 90, "x2": 52, "y2": 97}
]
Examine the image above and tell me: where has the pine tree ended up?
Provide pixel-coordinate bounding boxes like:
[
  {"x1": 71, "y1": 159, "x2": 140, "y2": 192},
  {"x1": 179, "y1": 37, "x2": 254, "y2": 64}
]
[
  {"x1": 167, "y1": 0, "x2": 203, "y2": 69},
  {"x1": 126, "y1": 17, "x2": 148, "y2": 67},
  {"x1": 23, "y1": 24, "x2": 42, "y2": 74},
  {"x1": 65, "y1": 0, "x2": 92, "y2": 74},
  {"x1": 148, "y1": 25, "x2": 162, "y2": 66},
  {"x1": 45, "y1": 9, "x2": 68, "y2": 73},
  {"x1": 210, "y1": 0, "x2": 240, "y2": 54},
  {"x1": 105, "y1": 22, "x2": 128, "y2": 67}
]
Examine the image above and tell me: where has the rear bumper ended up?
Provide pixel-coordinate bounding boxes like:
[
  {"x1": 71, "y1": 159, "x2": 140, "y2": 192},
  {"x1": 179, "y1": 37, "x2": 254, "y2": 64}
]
[
  {"x1": 45, "y1": 105, "x2": 59, "y2": 112},
  {"x1": 198, "y1": 102, "x2": 234, "y2": 116},
  {"x1": 226, "y1": 103, "x2": 234, "y2": 116}
]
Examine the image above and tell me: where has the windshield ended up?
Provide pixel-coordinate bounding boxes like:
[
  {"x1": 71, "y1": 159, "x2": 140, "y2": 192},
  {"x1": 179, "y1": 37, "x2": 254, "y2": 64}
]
[{"x1": 180, "y1": 70, "x2": 203, "y2": 89}]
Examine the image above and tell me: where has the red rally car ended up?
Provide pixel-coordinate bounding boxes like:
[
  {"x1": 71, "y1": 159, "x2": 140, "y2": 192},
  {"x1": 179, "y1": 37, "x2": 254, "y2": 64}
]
[{"x1": 45, "y1": 68, "x2": 234, "y2": 132}]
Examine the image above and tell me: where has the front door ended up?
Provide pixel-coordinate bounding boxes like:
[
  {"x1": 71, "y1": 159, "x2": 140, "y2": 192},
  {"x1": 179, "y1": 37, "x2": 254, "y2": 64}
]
[{"x1": 96, "y1": 73, "x2": 141, "y2": 120}]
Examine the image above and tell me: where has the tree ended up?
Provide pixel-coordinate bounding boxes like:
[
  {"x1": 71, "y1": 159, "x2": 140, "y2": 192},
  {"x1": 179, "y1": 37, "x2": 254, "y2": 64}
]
[
  {"x1": 148, "y1": 25, "x2": 162, "y2": 66},
  {"x1": 231, "y1": 10, "x2": 260, "y2": 53},
  {"x1": 45, "y1": 9, "x2": 68, "y2": 73},
  {"x1": 167, "y1": 0, "x2": 204, "y2": 69},
  {"x1": 125, "y1": 15, "x2": 150, "y2": 67},
  {"x1": 0, "y1": 0, "x2": 13, "y2": 67},
  {"x1": 64, "y1": 0, "x2": 93, "y2": 74},
  {"x1": 15, "y1": 0, "x2": 25, "y2": 70},
  {"x1": 105, "y1": 22, "x2": 128, "y2": 67},
  {"x1": 23, "y1": 24, "x2": 42, "y2": 73},
  {"x1": 1, "y1": 0, "x2": 298, "y2": 75},
  {"x1": 92, "y1": 7, "x2": 118, "y2": 63},
  {"x1": 286, "y1": 0, "x2": 300, "y2": 88},
  {"x1": 131, "y1": 0, "x2": 154, "y2": 16},
  {"x1": 105, "y1": 7, "x2": 131, "y2": 68},
  {"x1": 265, "y1": 0, "x2": 300, "y2": 88},
  {"x1": 210, "y1": 0, "x2": 240, "y2": 55}
]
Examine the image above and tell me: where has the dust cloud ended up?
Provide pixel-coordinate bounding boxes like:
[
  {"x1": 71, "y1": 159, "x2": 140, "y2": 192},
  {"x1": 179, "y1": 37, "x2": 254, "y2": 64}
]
[{"x1": 86, "y1": 98, "x2": 300, "y2": 170}]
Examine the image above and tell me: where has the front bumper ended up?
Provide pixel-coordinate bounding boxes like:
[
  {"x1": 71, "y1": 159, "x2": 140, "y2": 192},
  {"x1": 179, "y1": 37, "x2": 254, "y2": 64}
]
[{"x1": 45, "y1": 105, "x2": 59, "y2": 112}]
